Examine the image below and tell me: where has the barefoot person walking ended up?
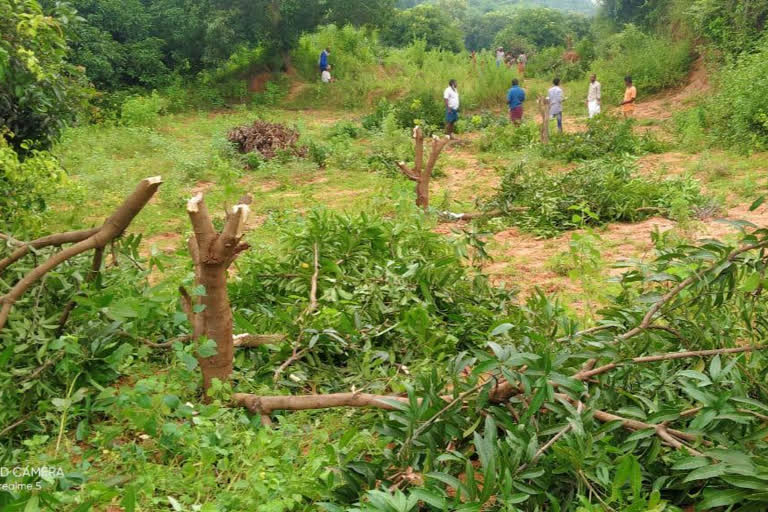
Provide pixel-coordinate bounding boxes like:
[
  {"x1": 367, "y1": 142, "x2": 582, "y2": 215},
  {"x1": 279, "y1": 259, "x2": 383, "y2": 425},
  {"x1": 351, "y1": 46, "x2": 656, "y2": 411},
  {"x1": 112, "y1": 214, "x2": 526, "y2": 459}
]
[
  {"x1": 444, "y1": 79, "x2": 460, "y2": 139},
  {"x1": 507, "y1": 79, "x2": 526, "y2": 125}
]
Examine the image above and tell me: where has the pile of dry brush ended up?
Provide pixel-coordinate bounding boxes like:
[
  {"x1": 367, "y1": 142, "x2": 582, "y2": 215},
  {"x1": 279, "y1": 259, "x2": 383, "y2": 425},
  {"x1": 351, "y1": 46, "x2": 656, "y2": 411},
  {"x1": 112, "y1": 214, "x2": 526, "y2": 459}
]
[{"x1": 228, "y1": 120, "x2": 307, "y2": 160}]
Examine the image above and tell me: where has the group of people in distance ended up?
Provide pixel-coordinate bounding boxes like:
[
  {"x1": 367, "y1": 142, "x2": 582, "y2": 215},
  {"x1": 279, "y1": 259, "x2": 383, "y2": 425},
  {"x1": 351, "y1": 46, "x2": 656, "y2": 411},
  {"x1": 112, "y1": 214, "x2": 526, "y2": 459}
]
[
  {"x1": 443, "y1": 74, "x2": 638, "y2": 139},
  {"x1": 315, "y1": 47, "x2": 638, "y2": 139},
  {"x1": 496, "y1": 47, "x2": 528, "y2": 75}
]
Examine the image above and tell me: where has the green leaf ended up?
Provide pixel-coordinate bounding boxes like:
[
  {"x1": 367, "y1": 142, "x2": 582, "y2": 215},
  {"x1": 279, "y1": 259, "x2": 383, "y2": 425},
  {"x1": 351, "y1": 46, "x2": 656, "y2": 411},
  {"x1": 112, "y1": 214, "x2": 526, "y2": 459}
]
[
  {"x1": 749, "y1": 195, "x2": 765, "y2": 211},
  {"x1": 683, "y1": 463, "x2": 727, "y2": 482},
  {"x1": 491, "y1": 323, "x2": 514, "y2": 336},
  {"x1": 24, "y1": 497, "x2": 40, "y2": 512},
  {"x1": 410, "y1": 489, "x2": 446, "y2": 509},
  {"x1": 671, "y1": 456, "x2": 708, "y2": 471},
  {"x1": 121, "y1": 486, "x2": 137, "y2": 512},
  {"x1": 697, "y1": 488, "x2": 750, "y2": 509},
  {"x1": 741, "y1": 272, "x2": 762, "y2": 292},
  {"x1": 507, "y1": 493, "x2": 531, "y2": 504}
]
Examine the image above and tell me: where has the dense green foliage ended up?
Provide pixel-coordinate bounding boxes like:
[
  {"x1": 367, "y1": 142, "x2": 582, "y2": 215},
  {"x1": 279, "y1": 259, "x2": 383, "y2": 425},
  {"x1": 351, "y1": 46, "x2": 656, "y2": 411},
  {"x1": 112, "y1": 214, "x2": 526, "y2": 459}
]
[
  {"x1": 678, "y1": 38, "x2": 768, "y2": 153},
  {"x1": 0, "y1": 0, "x2": 91, "y2": 153},
  {"x1": 0, "y1": 137, "x2": 65, "y2": 233},
  {"x1": 61, "y1": 0, "x2": 395, "y2": 89},
  {"x1": 485, "y1": 156, "x2": 709, "y2": 236},
  {"x1": 382, "y1": 4, "x2": 465, "y2": 51}
]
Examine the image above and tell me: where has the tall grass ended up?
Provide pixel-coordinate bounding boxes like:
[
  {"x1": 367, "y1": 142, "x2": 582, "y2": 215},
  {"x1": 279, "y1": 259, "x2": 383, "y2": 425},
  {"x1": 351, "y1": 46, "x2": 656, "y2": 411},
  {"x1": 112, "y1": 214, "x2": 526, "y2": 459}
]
[
  {"x1": 590, "y1": 25, "x2": 692, "y2": 105},
  {"x1": 291, "y1": 26, "x2": 526, "y2": 111}
]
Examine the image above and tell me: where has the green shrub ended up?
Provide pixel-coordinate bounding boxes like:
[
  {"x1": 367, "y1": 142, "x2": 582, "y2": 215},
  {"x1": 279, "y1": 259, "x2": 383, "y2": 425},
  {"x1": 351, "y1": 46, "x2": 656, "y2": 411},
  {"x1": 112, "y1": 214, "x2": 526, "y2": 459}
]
[
  {"x1": 477, "y1": 122, "x2": 539, "y2": 152},
  {"x1": 590, "y1": 25, "x2": 692, "y2": 105},
  {"x1": 540, "y1": 115, "x2": 664, "y2": 162},
  {"x1": 485, "y1": 156, "x2": 710, "y2": 236},
  {"x1": 0, "y1": 137, "x2": 64, "y2": 234},
  {"x1": 120, "y1": 92, "x2": 169, "y2": 127},
  {"x1": 703, "y1": 38, "x2": 768, "y2": 152}
]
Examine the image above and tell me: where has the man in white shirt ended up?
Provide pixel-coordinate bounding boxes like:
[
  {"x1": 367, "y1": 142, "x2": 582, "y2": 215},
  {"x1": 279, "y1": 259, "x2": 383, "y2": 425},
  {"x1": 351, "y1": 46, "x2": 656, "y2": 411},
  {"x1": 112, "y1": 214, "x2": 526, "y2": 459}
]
[
  {"x1": 321, "y1": 65, "x2": 333, "y2": 83},
  {"x1": 587, "y1": 74, "x2": 601, "y2": 118},
  {"x1": 443, "y1": 79, "x2": 459, "y2": 138},
  {"x1": 547, "y1": 77, "x2": 564, "y2": 133},
  {"x1": 495, "y1": 48, "x2": 505, "y2": 68}
]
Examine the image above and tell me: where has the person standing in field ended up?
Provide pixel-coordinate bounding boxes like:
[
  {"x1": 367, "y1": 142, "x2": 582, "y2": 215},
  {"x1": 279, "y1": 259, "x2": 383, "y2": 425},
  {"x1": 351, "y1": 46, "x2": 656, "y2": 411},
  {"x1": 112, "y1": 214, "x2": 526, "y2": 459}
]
[
  {"x1": 517, "y1": 53, "x2": 527, "y2": 76},
  {"x1": 587, "y1": 73, "x2": 601, "y2": 118},
  {"x1": 495, "y1": 47, "x2": 505, "y2": 68},
  {"x1": 318, "y1": 47, "x2": 330, "y2": 75},
  {"x1": 507, "y1": 78, "x2": 526, "y2": 125},
  {"x1": 547, "y1": 77, "x2": 565, "y2": 133},
  {"x1": 444, "y1": 79, "x2": 460, "y2": 139},
  {"x1": 621, "y1": 75, "x2": 637, "y2": 117}
]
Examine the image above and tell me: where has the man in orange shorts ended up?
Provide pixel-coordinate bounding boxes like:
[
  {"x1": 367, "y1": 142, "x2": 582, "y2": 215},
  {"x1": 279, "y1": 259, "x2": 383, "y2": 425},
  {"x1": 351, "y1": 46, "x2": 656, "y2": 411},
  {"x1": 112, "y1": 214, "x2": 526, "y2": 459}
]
[{"x1": 621, "y1": 76, "x2": 637, "y2": 117}]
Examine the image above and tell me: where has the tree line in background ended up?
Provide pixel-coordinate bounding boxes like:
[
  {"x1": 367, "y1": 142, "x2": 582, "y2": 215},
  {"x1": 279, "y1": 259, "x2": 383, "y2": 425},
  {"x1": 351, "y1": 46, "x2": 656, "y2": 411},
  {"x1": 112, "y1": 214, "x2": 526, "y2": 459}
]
[{"x1": 3, "y1": 0, "x2": 768, "y2": 169}]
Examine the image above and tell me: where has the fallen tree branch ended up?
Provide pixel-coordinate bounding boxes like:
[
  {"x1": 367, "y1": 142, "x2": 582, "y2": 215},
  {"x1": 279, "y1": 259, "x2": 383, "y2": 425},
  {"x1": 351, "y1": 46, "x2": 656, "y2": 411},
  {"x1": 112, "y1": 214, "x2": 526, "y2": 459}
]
[
  {"x1": 0, "y1": 228, "x2": 100, "y2": 274},
  {"x1": 273, "y1": 347, "x2": 309, "y2": 383},
  {"x1": 558, "y1": 394, "x2": 705, "y2": 455},
  {"x1": 233, "y1": 391, "x2": 409, "y2": 415},
  {"x1": 233, "y1": 333, "x2": 286, "y2": 347},
  {"x1": 0, "y1": 177, "x2": 162, "y2": 333},
  {"x1": 573, "y1": 345, "x2": 766, "y2": 381}
]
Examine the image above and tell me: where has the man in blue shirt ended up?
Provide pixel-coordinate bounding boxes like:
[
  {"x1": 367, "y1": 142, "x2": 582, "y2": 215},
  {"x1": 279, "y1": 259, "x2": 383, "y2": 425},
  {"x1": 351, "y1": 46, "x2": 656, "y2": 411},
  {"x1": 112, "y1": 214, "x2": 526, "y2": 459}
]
[
  {"x1": 507, "y1": 79, "x2": 526, "y2": 125},
  {"x1": 318, "y1": 48, "x2": 330, "y2": 75}
]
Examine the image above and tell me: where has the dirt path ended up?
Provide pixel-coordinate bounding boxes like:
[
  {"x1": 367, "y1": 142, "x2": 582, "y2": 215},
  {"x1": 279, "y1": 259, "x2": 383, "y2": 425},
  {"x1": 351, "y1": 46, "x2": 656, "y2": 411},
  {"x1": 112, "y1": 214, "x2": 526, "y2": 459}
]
[
  {"x1": 480, "y1": 202, "x2": 768, "y2": 301},
  {"x1": 634, "y1": 57, "x2": 710, "y2": 121}
]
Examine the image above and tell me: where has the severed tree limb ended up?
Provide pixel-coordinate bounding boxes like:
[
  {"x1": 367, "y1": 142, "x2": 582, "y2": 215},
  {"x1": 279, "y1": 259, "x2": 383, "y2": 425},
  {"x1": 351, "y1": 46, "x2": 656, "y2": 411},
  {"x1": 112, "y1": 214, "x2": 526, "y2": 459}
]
[
  {"x1": 573, "y1": 345, "x2": 766, "y2": 381},
  {"x1": 273, "y1": 347, "x2": 309, "y2": 382},
  {"x1": 557, "y1": 394, "x2": 705, "y2": 455},
  {"x1": 396, "y1": 162, "x2": 420, "y2": 182},
  {"x1": 0, "y1": 228, "x2": 101, "y2": 275},
  {"x1": 233, "y1": 391, "x2": 409, "y2": 416},
  {"x1": 56, "y1": 246, "x2": 105, "y2": 335},
  {"x1": 0, "y1": 177, "x2": 162, "y2": 333},
  {"x1": 233, "y1": 333, "x2": 286, "y2": 347}
]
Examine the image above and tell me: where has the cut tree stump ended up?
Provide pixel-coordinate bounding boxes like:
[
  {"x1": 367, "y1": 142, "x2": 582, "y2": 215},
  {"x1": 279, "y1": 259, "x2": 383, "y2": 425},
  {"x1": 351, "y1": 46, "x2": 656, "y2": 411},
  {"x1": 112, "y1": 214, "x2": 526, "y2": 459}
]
[{"x1": 397, "y1": 126, "x2": 451, "y2": 210}]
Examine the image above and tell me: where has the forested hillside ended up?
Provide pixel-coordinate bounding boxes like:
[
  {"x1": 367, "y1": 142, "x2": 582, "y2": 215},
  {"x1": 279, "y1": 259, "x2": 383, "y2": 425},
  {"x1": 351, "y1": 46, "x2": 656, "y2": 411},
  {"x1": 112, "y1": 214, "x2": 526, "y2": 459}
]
[
  {"x1": 397, "y1": 0, "x2": 596, "y2": 15},
  {"x1": 3, "y1": 0, "x2": 768, "y2": 510}
]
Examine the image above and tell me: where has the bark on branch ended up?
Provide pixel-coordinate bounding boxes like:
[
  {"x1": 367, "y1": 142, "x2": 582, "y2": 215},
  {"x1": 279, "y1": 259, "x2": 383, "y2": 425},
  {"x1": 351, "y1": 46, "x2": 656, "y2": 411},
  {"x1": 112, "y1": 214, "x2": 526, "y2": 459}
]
[
  {"x1": 573, "y1": 346, "x2": 767, "y2": 381},
  {"x1": 233, "y1": 333, "x2": 286, "y2": 347},
  {"x1": 398, "y1": 126, "x2": 451, "y2": 210},
  {"x1": 0, "y1": 228, "x2": 100, "y2": 274},
  {"x1": 0, "y1": 177, "x2": 162, "y2": 333}
]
